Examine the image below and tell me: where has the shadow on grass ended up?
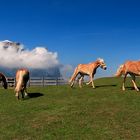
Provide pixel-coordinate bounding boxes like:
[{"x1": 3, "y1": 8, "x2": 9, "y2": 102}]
[
  {"x1": 125, "y1": 87, "x2": 140, "y2": 90},
  {"x1": 95, "y1": 84, "x2": 117, "y2": 88},
  {"x1": 69, "y1": 84, "x2": 117, "y2": 89},
  {"x1": 27, "y1": 93, "x2": 44, "y2": 98}
]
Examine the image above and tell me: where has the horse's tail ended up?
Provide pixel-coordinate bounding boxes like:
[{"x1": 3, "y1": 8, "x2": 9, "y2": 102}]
[
  {"x1": 115, "y1": 64, "x2": 124, "y2": 77},
  {"x1": 69, "y1": 66, "x2": 79, "y2": 83},
  {"x1": 0, "y1": 73, "x2": 8, "y2": 89}
]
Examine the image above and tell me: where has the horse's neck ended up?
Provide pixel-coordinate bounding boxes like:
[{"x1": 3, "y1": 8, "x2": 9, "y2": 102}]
[
  {"x1": 90, "y1": 61, "x2": 100, "y2": 69},
  {"x1": 0, "y1": 73, "x2": 4, "y2": 79}
]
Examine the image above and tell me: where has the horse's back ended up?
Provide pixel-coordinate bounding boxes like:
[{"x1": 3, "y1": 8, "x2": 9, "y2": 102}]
[
  {"x1": 16, "y1": 68, "x2": 29, "y2": 74},
  {"x1": 76, "y1": 63, "x2": 93, "y2": 75},
  {"x1": 124, "y1": 60, "x2": 140, "y2": 73},
  {"x1": 16, "y1": 69, "x2": 29, "y2": 82},
  {"x1": 77, "y1": 63, "x2": 87, "y2": 70},
  {"x1": 77, "y1": 63, "x2": 92, "y2": 69},
  {"x1": 124, "y1": 61, "x2": 140, "y2": 67}
]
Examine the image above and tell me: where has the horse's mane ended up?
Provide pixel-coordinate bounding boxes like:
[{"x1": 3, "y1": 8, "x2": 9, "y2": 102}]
[{"x1": 97, "y1": 58, "x2": 104, "y2": 63}]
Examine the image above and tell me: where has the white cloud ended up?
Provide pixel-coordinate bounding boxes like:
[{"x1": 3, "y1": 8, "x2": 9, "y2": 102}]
[{"x1": 0, "y1": 40, "x2": 59, "y2": 69}]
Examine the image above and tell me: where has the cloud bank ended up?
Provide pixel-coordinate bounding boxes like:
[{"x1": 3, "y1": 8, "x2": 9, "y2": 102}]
[{"x1": 0, "y1": 40, "x2": 59, "y2": 69}]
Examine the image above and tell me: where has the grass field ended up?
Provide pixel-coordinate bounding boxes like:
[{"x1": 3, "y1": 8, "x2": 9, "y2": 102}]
[{"x1": 0, "y1": 77, "x2": 140, "y2": 140}]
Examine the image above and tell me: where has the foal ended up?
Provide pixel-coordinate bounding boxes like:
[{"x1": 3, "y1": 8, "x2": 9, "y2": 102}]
[{"x1": 69, "y1": 58, "x2": 107, "y2": 88}]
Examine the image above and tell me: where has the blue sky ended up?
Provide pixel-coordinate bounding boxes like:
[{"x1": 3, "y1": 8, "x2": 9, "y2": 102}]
[{"x1": 0, "y1": 0, "x2": 140, "y2": 77}]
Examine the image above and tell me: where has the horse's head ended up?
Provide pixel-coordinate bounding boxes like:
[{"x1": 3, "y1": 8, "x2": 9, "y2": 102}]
[
  {"x1": 97, "y1": 58, "x2": 107, "y2": 70},
  {"x1": 2, "y1": 80, "x2": 8, "y2": 89},
  {"x1": 0, "y1": 73, "x2": 8, "y2": 89},
  {"x1": 115, "y1": 64, "x2": 124, "y2": 77}
]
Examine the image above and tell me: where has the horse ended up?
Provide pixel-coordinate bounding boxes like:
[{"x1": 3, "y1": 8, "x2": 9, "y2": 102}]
[
  {"x1": 15, "y1": 69, "x2": 29, "y2": 99},
  {"x1": 115, "y1": 60, "x2": 140, "y2": 91},
  {"x1": 69, "y1": 58, "x2": 107, "y2": 88},
  {"x1": 0, "y1": 73, "x2": 7, "y2": 89}
]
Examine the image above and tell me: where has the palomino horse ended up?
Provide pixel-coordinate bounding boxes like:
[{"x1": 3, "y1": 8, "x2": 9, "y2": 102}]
[
  {"x1": 115, "y1": 60, "x2": 140, "y2": 91},
  {"x1": 69, "y1": 58, "x2": 107, "y2": 88},
  {"x1": 0, "y1": 73, "x2": 7, "y2": 89},
  {"x1": 15, "y1": 69, "x2": 29, "y2": 99}
]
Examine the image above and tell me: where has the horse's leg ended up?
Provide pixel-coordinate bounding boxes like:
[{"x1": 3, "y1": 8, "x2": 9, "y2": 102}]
[
  {"x1": 15, "y1": 87, "x2": 19, "y2": 100},
  {"x1": 24, "y1": 87, "x2": 28, "y2": 96},
  {"x1": 89, "y1": 74, "x2": 95, "y2": 88},
  {"x1": 86, "y1": 80, "x2": 92, "y2": 85},
  {"x1": 69, "y1": 68, "x2": 79, "y2": 88},
  {"x1": 122, "y1": 73, "x2": 127, "y2": 91},
  {"x1": 70, "y1": 80, "x2": 75, "y2": 88},
  {"x1": 15, "y1": 91, "x2": 19, "y2": 100},
  {"x1": 77, "y1": 75, "x2": 81, "y2": 84},
  {"x1": 86, "y1": 75, "x2": 93, "y2": 85},
  {"x1": 86, "y1": 73, "x2": 95, "y2": 86},
  {"x1": 69, "y1": 67, "x2": 78, "y2": 83},
  {"x1": 79, "y1": 75, "x2": 84, "y2": 88},
  {"x1": 23, "y1": 83, "x2": 28, "y2": 96},
  {"x1": 21, "y1": 90, "x2": 24, "y2": 98},
  {"x1": 130, "y1": 74, "x2": 139, "y2": 91}
]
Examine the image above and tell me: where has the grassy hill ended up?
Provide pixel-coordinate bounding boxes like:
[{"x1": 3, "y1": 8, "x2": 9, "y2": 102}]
[{"x1": 0, "y1": 77, "x2": 140, "y2": 140}]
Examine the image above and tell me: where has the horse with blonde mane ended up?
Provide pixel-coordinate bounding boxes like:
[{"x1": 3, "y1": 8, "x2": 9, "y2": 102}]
[
  {"x1": 15, "y1": 69, "x2": 29, "y2": 99},
  {"x1": 115, "y1": 60, "x2": 140, "y2": 91},
  {"x1": 0, "y1": 73, "x2": 7, "y2": 89},
  {"x1": 69, "y1": 58, "x2": 107, "y2": 88}
]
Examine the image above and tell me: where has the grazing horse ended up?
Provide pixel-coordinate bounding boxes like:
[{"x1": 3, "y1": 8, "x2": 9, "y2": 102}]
[
  {"x1": 69, "y1": 58, "x2": 107, "y2": 88},
  {"x1": 0, "y1": 73, "x2": 7, "y2": 89},
  {"x1": 15, "y1": 69, "x2": 29, "y2": 99},
  {"x1": 115, "y1": 61, "x2": 140, "y2": 91}
]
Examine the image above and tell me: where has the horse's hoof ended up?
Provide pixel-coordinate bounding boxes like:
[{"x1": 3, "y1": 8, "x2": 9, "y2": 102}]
[
  {"x1": 70, "y1": 84, "x2": 74, "y2": 88},
  {"x1": 122, "y1": 88, "x2": 125, "y2": 91},
  {"x1": 25, "y1": 92, "x2": 28, "y2": 96}
]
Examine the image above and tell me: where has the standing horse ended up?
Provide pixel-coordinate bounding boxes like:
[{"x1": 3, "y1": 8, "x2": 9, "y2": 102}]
[
  {"x1": 15, "y1": 69, "x2": 29, "y2": 99},
  {"x1": 115, "y1": 60, "x2": 140, "y2": 91},
  {"x1": 69, "y1": 58, "x2": 107, "y2": 88},
  {"x1": 0, "y1": 73, "x2": 7, "y2": 89}
]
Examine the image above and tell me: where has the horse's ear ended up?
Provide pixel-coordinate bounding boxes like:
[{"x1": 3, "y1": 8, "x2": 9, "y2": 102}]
[
  {"x1": 97, "y1": 58, "x2": 104, "y2": 62},
  {"x1": 97, "y1": 58, "x2": 101, "y2": 61}
]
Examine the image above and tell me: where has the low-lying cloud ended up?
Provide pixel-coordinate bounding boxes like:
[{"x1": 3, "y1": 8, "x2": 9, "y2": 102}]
[{"x1": 0, "y1": 40, "x2": 59, "y2": 69}]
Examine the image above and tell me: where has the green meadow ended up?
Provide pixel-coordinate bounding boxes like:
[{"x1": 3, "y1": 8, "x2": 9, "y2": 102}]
[{"x1": 0, "y1": 77, "x2": 140, "y2": 140}]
